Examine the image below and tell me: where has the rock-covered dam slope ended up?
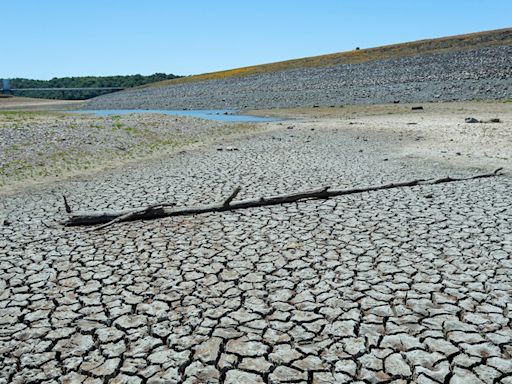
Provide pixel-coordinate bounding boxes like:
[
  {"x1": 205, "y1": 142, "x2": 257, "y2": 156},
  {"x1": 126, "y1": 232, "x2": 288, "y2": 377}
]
[{"x1": 86, "y1": 45, "x2": 512, "y2": 110}]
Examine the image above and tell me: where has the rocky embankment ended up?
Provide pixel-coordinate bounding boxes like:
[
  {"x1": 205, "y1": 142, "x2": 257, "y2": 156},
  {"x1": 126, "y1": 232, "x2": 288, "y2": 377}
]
[{"x1": 86, "y1": 46, "x2": 512, "y2": 110}]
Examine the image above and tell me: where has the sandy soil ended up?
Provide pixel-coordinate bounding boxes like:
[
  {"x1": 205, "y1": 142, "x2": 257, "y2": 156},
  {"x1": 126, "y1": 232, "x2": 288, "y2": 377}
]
[
  {"x1": 0, "y1": 96, "x2": 83, "y2": 110},
  {"x1": 252, "y1": 101, "x2": 511, "y2": 172}
]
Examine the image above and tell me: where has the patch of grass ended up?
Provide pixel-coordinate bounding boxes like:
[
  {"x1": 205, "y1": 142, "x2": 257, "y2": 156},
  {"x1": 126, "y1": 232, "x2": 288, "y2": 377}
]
[
  {"x1": 123, "y1": 126, "x2": 145, "y2": 136},
  {"x1": 112, "y1": 121, "x2": 125, "y2": 130}
]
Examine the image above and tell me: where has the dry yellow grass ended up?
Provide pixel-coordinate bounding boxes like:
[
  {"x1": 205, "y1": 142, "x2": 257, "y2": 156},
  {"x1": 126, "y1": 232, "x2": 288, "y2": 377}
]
[{"x1": 143, "y1": 28, "x2": 512, "y2": 88}]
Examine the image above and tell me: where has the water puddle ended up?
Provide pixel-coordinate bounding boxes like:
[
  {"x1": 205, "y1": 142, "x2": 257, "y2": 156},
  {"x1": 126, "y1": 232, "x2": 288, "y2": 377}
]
[{"x1": 68, "y1": 109, "x2": 277, "y2": 122}]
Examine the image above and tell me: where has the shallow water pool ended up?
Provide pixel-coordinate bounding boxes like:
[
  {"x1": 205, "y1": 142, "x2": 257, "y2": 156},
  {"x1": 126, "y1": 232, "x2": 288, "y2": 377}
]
[{"x1": 69, "y1": 109, "x2": 277, "y2": 122}]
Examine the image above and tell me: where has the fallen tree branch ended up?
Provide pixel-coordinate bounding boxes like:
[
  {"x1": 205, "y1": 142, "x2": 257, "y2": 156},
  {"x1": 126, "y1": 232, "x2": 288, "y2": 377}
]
[
  {"x1": 63, "y1": 168, "x2": 504, "y2": 228},
  {"x1": 63, "y1": 195, "x2": 72, "y2": 213},
  {"x1": 223, "y1": 186, "x2": 241, "y2": 207}
]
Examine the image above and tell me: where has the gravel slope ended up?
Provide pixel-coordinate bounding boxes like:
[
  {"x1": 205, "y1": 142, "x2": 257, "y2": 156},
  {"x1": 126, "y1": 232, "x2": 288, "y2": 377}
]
[{"x1": 86, "y1": 46, "x2": 512, "y2": 110}]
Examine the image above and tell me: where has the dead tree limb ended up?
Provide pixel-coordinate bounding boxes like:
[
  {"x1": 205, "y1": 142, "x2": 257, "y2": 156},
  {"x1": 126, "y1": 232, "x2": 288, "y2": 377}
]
[
  {"x1": 223, "y1": 186, "x2": 242, "y2": 207},
  {"x1": 63, "y1": 195, "x2": 72, "y2": 213},
  {"x1": 63, "y1": 168, "x2": 504, "y2": 228}
]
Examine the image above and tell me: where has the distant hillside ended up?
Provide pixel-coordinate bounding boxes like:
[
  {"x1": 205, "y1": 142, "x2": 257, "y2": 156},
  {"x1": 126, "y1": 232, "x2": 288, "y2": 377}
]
[
  {"x1": 9, "y1": 73, "x2": 182, "y2": 100},
  {"x1": 86, "y1": 28, "x2": 512, "y2": 110},
  {"x1": 144, "y1": 28, "x2": 512, "y2": 88}
]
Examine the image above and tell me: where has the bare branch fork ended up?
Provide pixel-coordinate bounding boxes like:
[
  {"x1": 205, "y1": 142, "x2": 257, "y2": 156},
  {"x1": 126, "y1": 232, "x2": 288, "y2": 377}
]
[
  {"x1": 63, "y1": 168, "x2": 504, "y2": 229},
  {"x1": 223, "y1": 186, "x2": 241, "y2": 206}
]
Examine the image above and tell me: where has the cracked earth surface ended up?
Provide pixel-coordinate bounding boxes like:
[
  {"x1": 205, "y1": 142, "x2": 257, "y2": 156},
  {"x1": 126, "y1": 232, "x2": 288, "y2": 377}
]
[{"x1": 1, "y1": 117, "x2": 511, "y2": 383}]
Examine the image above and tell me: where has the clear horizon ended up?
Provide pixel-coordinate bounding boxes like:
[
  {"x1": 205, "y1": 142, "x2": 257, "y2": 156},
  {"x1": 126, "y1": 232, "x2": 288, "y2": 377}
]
[{"x1": 2, "y1": 0, "x2": 511, "y2": 80}]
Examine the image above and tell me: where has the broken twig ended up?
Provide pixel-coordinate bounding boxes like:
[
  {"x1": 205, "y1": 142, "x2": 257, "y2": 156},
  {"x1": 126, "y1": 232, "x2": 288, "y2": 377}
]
[{"x1": 223, "y1": 186, "x2": 242, "y2": 207}]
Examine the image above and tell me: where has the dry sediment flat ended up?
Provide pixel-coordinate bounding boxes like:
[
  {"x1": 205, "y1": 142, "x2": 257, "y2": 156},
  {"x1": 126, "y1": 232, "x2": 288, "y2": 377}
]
[
  {"x1": 0, "y1": 96, "x2": 82, "y2": 111},
  {"x1": 0, "y1": 102, "x2": 511, "y2": 383}
]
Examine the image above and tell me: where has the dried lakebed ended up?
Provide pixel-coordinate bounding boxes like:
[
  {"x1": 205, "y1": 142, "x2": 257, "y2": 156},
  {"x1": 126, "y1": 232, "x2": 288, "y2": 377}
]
[{"x1": 0, "y1": 104, "x2": 511, "y2": 383}]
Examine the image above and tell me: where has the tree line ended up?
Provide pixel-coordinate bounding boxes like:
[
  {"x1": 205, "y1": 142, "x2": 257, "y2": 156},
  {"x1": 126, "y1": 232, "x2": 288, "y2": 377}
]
[{"x1": 9, "y1": 73, "x2": 181, "y2": 100}]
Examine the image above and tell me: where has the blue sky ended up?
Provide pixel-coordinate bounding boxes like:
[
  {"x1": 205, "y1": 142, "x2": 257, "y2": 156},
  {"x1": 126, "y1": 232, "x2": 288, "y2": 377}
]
[{"x1": 2, "y1": 0, "x2": 511, "y2": 79}]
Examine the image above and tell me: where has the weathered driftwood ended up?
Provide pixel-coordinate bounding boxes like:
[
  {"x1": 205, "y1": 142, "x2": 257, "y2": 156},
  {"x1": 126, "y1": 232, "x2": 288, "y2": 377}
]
[{"x1": 64, "y1": 168, "x2": 503, "y2": 228}]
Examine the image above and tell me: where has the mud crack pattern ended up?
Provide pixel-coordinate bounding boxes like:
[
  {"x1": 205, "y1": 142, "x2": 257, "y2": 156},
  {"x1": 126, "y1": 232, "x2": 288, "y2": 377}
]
[{"x1": 1, "y1": 126, "x2": 511, "y2": 383}]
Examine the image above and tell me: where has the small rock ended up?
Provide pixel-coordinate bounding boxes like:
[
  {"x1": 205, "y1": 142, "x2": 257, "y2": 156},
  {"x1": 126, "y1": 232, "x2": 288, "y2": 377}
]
[{"x1": 412, "y1": 106, "x2": 424, "y2": 110}]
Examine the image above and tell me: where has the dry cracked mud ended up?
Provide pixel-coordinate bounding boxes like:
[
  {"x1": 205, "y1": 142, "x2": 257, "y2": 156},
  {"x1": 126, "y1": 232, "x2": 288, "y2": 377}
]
[{"x1": 1, "y1": 107, "x2": 511, "y2": 383}]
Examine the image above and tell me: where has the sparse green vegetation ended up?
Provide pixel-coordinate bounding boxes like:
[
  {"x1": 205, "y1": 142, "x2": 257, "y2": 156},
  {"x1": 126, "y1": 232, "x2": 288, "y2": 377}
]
[
  {"x1": 112, "y1": 121, "x2": 125, "y2": 130},
  {"x1": 0, "y1": 112, "x2": 261, "y2": 189},
  {"x1": 123, "y1": 126, "x2": 144, "y2": 136}
]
